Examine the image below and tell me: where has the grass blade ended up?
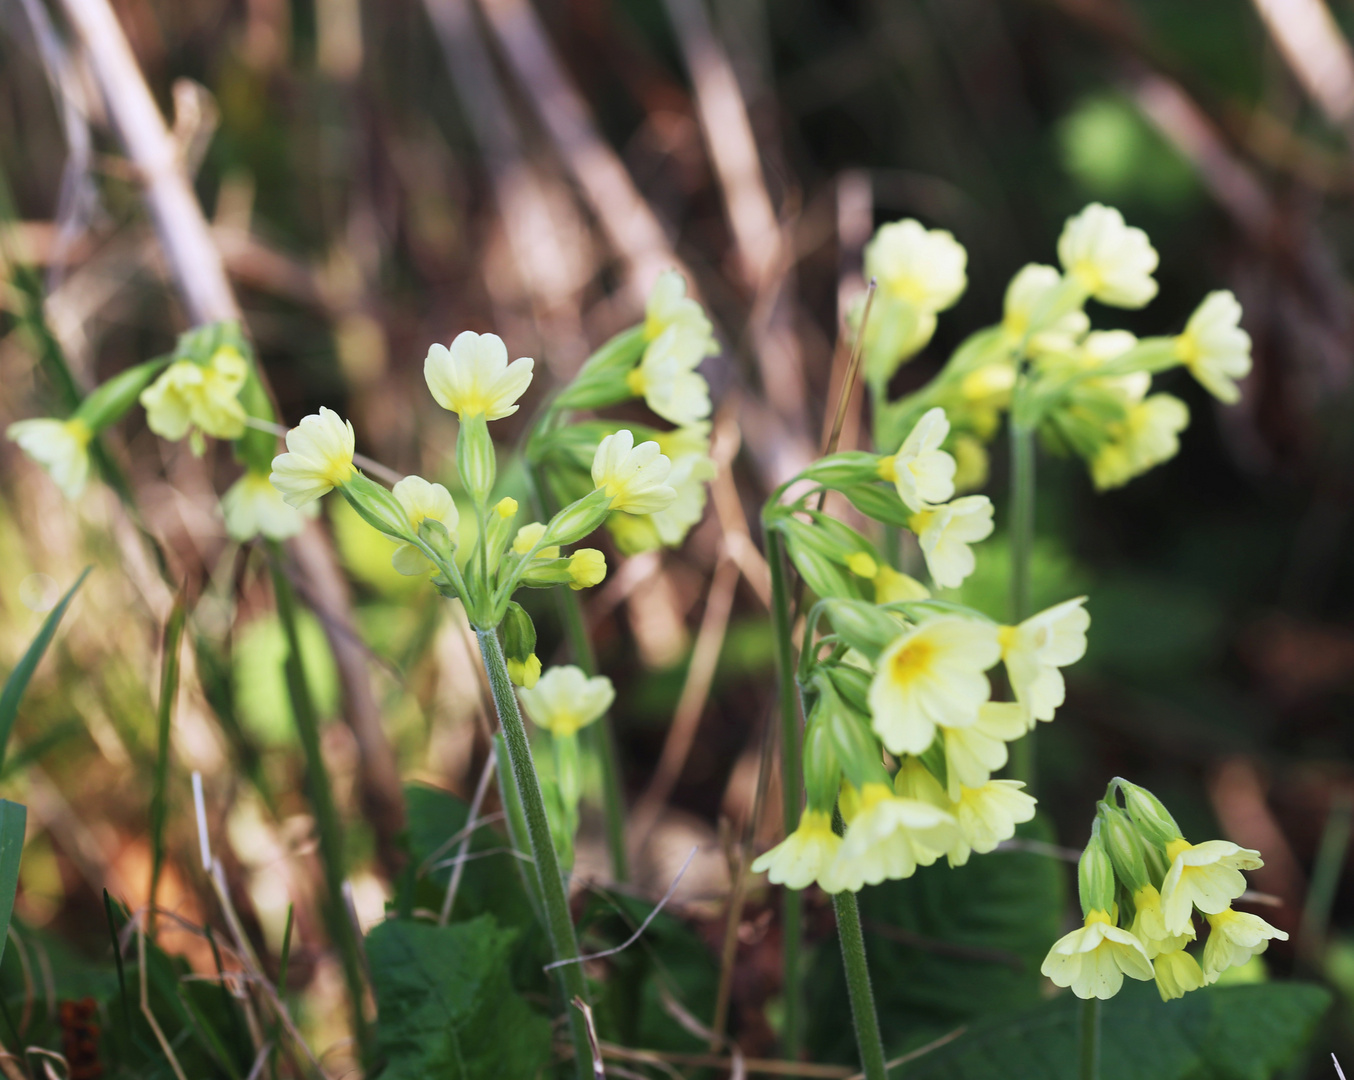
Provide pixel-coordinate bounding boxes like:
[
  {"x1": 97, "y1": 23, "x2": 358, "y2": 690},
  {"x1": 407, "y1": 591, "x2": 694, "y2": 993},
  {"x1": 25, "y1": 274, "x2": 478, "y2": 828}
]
[
  {"x1": 0, "y1": 800, "x2": 27, "y2": 971},
  {"x1": 0, "y1": 567, "x2": 91, "y2": 773},
  {"x1": 149, "y1": 595, "x2": 186, "y2": 935}
]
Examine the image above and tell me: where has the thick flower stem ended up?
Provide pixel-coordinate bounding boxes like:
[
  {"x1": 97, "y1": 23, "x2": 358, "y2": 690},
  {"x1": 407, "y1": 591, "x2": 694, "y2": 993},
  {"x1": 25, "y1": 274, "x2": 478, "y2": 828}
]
[
  {"x1": 766, "y1": 527, "x2": 804, "y2": 1058},
  {"x1": 1008, "y1": 418, "x2": 1037, "y2": 787},
  {"x1": 475, "y1": 627, "x2": 592, "y2": 1080},
  {"x1": 834, "y1": 889, "x2": 889, "y2": 1080},
  {"x1": 267, "y1": 546, "x2": 371, "y2": 1066},
  {"x1": 1080, "y1": 996, "x2": 1101, "y2": 1080}
]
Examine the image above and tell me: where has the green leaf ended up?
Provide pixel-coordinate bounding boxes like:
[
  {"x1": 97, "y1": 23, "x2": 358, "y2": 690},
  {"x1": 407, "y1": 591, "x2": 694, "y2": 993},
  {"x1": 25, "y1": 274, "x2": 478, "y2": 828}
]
[
  {"x1": 807, "y1": 817, "x2": 1065, "y2": 1061},
  {"x1": 0, "y1": 801, "x2": 25, "y2": 970},
  {"x1": 150, "y1": 596, "x2": 186, "y2": 930},
  {"x1": 367, "y1": 916, "x2": 551, "y2": 1080},
  {"x1": 903, "y1": 980, "x2": 1329, "y2": 1080},
  {"x1": 0, "y1": 567, "x2": 90, "y2": 772}
]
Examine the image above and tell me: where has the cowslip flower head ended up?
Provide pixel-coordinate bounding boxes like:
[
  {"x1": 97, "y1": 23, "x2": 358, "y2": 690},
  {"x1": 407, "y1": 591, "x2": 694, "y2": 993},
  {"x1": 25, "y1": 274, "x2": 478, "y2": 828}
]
[
  {"x1": 591, "y1": 429, "x2": 676, "y2": 515},
  {"x1": 7, "y1": 417, "x2": 93, "y2": 499},
  {"x1": 1091, "y1": 394, "x2": 1190, "y2": 491},
  {"x1": 1153, "y1": 947, "x2": 1206, "y2": 1002},
  {"x1": 1128, "y1": 884, "x2": 1192, "y2": 960},
  {"x1": 221, "y1": 470, "x2": 316, "y2": 541},
  {"x1": 517, "y1": 665, "x2": 615, "y2": 737},
  {"x1": 1002, "y1": 262, "x2": 1089, "y2": 353},
  {"x1": 567, "y1": 548, "x2": 607, "y2": 590},
  {"x1": 908, "y1": 495, "x2": 995, "y2": 589},
  {"x1": 866, "y1": 220, "x2": 968, "y2": 313},
  {"x1": 867, "y1": 616, "x2": 1001, "y2": 755},
  {"x1": 876, "y1": 407, "x2": 956, "y2": 512},
  {"x1": 1160, "y1": 839, "x2": 1263, "y2": 935},
  {"x1": 1040, "y1": 909, "x2": 1155, "y2": 999},
  {"x1": 826, "y1": 782, "x2": 958, "y2": 891},
  {"x1": 1057, "y1": 203, "x2": 1159, "y2": 309},
  {"x1": 1201, "y1": 907, "x2": 1287, "y2": 983},
  {"x1": 947, "y1": 780, "x2": 1037, "y2": 867},
  {"x1": 1175, "y1": 290, "x2": 1252, "y2": 404},
  {"x1": 269, "y1": 407, "x2": 357, "y2": 508},
  {"x1": 750, "y1": 809, "x2": 841, "y2": 890},
  {"x1": 943, "y1": 701, "x2": 1027, "y2": 795},
  {"x1": 390, "y1": 475, "x2": 458, "y2": 575},
  {"x1": 139, "y1": 346, "x2": 249, "y2": 448},
  {"x1": 424, "y1": 331, "x2": 534, "y2": 421},
  {"x1": 999, "y1": 597, "x2": 1090, "y2": 725},
  {"x1": 628, "y1": 327, "x2": 713, "y2": 426},
  {"x1": 644, "y1": 269, "x2": 716, "y2": 344},
  {"x1": 643, "y1": 426, "x2": 716, "y2": 547}
]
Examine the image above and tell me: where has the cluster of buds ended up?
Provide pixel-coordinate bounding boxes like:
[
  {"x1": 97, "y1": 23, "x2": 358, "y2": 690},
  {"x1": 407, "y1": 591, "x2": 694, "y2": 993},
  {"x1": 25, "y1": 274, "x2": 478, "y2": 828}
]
[
  {"x1": 1042, "y1": 778, "x2": 1287, "y2": 1001},
  {"x1": 753, "y1": 408, "x2": 1090, "y2": 892},
  {"x1": 859, "y1": 203, "x2": 1253, "y2": 492}
]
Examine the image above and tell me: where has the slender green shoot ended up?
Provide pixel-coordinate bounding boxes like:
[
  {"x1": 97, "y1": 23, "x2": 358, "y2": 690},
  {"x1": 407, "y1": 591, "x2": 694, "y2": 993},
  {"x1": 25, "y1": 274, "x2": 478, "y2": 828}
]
[
  {"x1": 149, "y1": 596, "x2": 186, "y2": 937},
  {"x1": 1080, "y1": 996, "x2": 1101, "y2": 1080}
]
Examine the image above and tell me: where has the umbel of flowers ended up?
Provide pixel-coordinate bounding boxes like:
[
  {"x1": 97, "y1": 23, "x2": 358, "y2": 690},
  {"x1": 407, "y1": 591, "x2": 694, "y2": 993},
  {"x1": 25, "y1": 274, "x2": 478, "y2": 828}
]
[
  {"x1": 1042, "y1": 778, "x2": 1287, "y2": 1002},
  {"x1": 857, "y1": 203, "x2": 1254, "y2": 493},
  {"x1": 753, "y1": 407, "x2": 1090, "y2": 891}
]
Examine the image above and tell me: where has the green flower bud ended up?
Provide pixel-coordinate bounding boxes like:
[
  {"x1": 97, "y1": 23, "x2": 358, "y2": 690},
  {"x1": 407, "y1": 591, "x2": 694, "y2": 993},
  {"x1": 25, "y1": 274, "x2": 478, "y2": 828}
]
[
  {"x1": 541, "y1": 488, "x2": 612, "y2": 548},
  {"x1": 553, "y1": 327, "x2": 646, "y2": 412},
  {"x1": 341, "y1": 473, "x2": 412, "y2": 540},
  {"x1": 501, "y1": 602, "x2": 538, "y2": 689},
  {"x1": 519, "y1": 557, "x2": 576, "y2": 588},
  {"x1": 457, "y1": 412, "x2": 497, "y2": 506},
  {"x1": 75, "y1": 357, "x2": 169, "y2": 432},
  {"x1": 818, "y1": 599, "x2": 903, "y2": 661},
  {"x1": 798, "y1": 451, "x2": 886, "y2": 487},
  {"x1": 802, "y1": 709, "x2": 843, "y2": 814},
  {"x1": 784, "y1": 529, "x2": 859, "y2": 602},
  {"x1": 417, "y1": 517, "x2": 457, "y2": 570},
  {"x1": 1120, "y1": 780, "x2": 1183, "y2": 848},
  {"x1": 1078, "y1": 825, "x2": 1116, "y2": 917},
  {"x1": 812, "y1": 677, "x2": 889, "y2": 789},
  {"x1": 824, "y1": 663, "x2": 872, "y2": 716},
  {"x1": 1099, "y1": 802, "x2": 1150, "y2": 893}
]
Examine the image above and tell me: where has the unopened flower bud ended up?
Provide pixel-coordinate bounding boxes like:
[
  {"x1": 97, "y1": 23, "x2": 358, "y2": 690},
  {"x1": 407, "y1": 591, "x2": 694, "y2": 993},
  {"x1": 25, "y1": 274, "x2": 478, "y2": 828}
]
[
  {"x1": 1099, "y1": 803, "x2": 1150, "y2": 894},
  {"x1": 818, "y1": 599, "x2": 902, "y2": 660},
  {"x1": 495, "y1": 497, "x2": 519, "y2": 519},
  {"x1": 342, "y1": 473, "x2": 413, "y2": 540},
  {"x1": 541, "y1": 488, "x2": 613, "y2": 548},
  {"x1": 1120, "y1": 780, "x2": 1183, "y2": 849},
  {"x1": 456, "y1": 412, "x2": 497, "y2": 505},
  {"x1": 1078, "y1": 826, "x2": 1117, "y2": 917},
  {"x1": 798, "y1": 451, "x2": 886, "y2": 488},
  {"x1": 802, "y1": 711, "x2": 844, "y2": 814}
]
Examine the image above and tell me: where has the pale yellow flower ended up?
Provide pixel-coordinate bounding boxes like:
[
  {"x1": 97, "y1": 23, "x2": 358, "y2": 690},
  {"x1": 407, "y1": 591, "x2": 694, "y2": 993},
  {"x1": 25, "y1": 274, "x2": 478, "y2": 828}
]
[
  {"x1": 591, "y1": 429, "x2": 676, "y2": 515},
  {"x1": 1160, "y1": 839, "x2": 1263, "y2": 935},
  {"x1": 866, "y1": 220, "x2": 968, "y2": 312},
  {"x1": 508, "y1": 654, "x2": 542, "y2": 689},
  {"x1": 873, "y1": 565, "x2": 930, "y2": 604},
  {"x1": 1175, "y1": 290, "x2": 1252, "y2": 404},
  {"x1": 751, "y1": 809, "x2": 841, "y2": 891},
  {"x1": 1153, "y1": 947, "x2": 1205, "y2": 1001},
  {"x1": 825, "y1": 782, "x2": 958, "y2": 891},
  {"x1": 909, "y1": 495, "x2": 995, "y2": 589},
  {"x1": 7, "y1": 417, "x2": 92, "y2": 499},
  {"x1": 140, "y1": 346, "x2": 249, "y2": 445},
  {"x1": 867, "y1": 616, "x2": 1001, "y2": 755},
  {"x1": 1041, "y1": 909, "x2": 1155, "y2": 999},
  {"x1": 424, "y1": 331, "x2": 534, "y2": 421},
  {"x1": 269, "y1": 407, "x2": 357, "y2": 508},
  {"x1": 947, "y1": 779, "x2": 1037, "y2": 867},
  {"x1": 877, "y1": 407, "x2": 956, "y2": 512},
  {"x1": 943, "y1": 701, "x2": 1028, "y2": 796},
  {"x1": 649, "y1": 428, "x2": 716, "y2": 545},
  {"x1": 1128, "y1": 884, "x2": 1193, "y2": 961},
  {"x1": 1057, "y1": 203, "x2": 1159, "y2": 309},
  {"x1": 998, "y1": 597, "x2": 1090, "y2": 725},
  {"x1": 1091, "y1": 394, "x2": 1189, "y2": 491},
  {"x1": 221, "y1": 470, "x2": 316, "y2": 541},
  {"x1": 644, "y1": 269, "x2": 716, "y2": 343},
  {"x1": 513, "y1": 522, "x2": 557, "y2": 558},
  {"x1": 630, "y1": 272, "x2": 717, "y2": 426},
  {"x1": 1201, "y1": 907, "x2": 1287, "y2": 984},
  {"x1": 390, "y1": 475, "x2": 458, "y2": 575},
  {"x1": 567, "y1": 548, "x2": 607, "y2": 590},
  {"x1": 517, "y1": 664, "x2": 615, "y2": 736},
  {"x1": 1002, "y1": 262, "x2": 1089, "y2": 353}
]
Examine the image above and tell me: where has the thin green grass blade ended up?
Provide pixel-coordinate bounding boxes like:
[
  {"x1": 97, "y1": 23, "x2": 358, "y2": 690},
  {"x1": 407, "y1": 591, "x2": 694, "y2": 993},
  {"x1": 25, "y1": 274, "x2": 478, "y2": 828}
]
[
  {"x1": 148, "y1": 596, "x2": 186, "y2": 934},
  {"x1": 0, "y1": 800, "x2": 27, "y2": 971},
  {"x1": 0, "y1": 567, "x2": 91, "y2": 774},
  {"x1": 0, "y1": 719, "x2": 82, "y2": 781},
  {"x1": 104, "y1": 889, "x2": 133, "y2": 1038}
]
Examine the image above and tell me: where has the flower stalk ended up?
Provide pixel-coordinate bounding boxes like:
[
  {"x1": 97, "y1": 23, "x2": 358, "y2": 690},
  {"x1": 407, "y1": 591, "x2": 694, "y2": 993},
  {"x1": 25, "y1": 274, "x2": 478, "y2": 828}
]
[
  {"x1": 1080, "y1": 996, "x2": 1101, "y2": 1080},
  {"x1": 475, "y1": 627, "x2": 593, "y2": 1080},
  {"x1": 1008, "y1": 411, "x2": 1037, "y2": 787},
  {"x1": 834, "y1": 888, "x2": 889, "y2": 1080}
]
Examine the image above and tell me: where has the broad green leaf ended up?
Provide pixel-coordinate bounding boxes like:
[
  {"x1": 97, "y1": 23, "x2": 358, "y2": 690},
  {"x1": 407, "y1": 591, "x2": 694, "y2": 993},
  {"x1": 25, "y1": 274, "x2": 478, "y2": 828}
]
[
  {"x1": 807, "y1": 817, "x2": 1065, "y2": 1061},
  {"x1": 367, "y1": 916, "x2": 551, "y2": 1080},
  {"x1": 904, "y1": 980, "x2": 1329, "y2": 1080},
  {"x1": 0, "y1": 567, "x2": 90, "y2": 772}
]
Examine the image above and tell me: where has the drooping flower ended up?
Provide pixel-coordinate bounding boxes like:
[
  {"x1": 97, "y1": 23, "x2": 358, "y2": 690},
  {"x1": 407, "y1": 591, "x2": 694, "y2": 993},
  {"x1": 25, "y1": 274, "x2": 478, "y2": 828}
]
[
  {"x1": 1002, "y1": 262, "x2": 1089, "y2": 354},
  {"x1": 876, "y1": 407, "x2": 956, "y2": 512},
  {"x1": 946, "y1": 779, "x2": 1037, "y2": 867},
  {"x1": 269, "y1": 407, "x2": 357, "y2": 508},
  {"x1": 7, "y1": 417, "x2": 93, "y2": 499},
  {"x1": 908, "y1": 495, "x2": 995, "y2": 589},
  {"x1": 390, "y1": 475, "x2": 458, "y2": 575},
  {"x1": 998, "y1": 597, "x2": 1090, "y2": 725},
  {"x1": 1153, "y1": 947, "x2": 1206, "y2": 1001},
  {"x1": 1159, "y1": 839, "x2": 1263, "y2": 935},
  {"x1": 643, "y1": 269, "x2": 716, "y2": 344},
  {"x1": 567, "y1": 548, "x2": 607, "y2": 590},
  {"x1": 1057, "y1": 204, "x2": 1159, "y2": 309},
  {"x1": 424, "y1": 331, "x2": 534, "y2": 421},
  {"x1": 1041, "y1": 909, "x2": 1155, "y2": 999},
  {"x1": 1175, "y1": 290, "x2": 1252, "y2": 404},
  {"x1": 1128, "y1": 884, "x2": 1192, "y2": 960},
  {"x1": 943, "y1": 701, "x2": 1028, "y2": 795},
  {"x1": 507, "y1": 654, "x2": 542, "y2": 689},
  {"x1": 221, "y1": 470, "x2": 316, "y2": 541},
  {"x1": 826, "y1": 782, "x2": 958, "y2": 891},
  {"x1": 140, "y1": 346, "x2": 249, "y2": 448},
  {"x1": 628, "y1": 271, "x2": 718, "y2": 426},
  {"x1": 591, "y1": 429, "x2": 676, "y2": 515},
  {"x1": 1090, "y1": 394, "x2": 1190, "y2": 491},
  {"x1": 867, "y1": 616, "x2": 1001, "y2": 755},
  {"x1": 751, "y1": 809, "x2": 842, "y2": 890},
  {"x1": 872, "y1": 565, "x2": 931, "y2": 604},
  {"x1": 517, "y1": 665, "x2": 615, "y2": 737},
  {"x1": 1201, "y1": 907, "x2": 1287, "y2": 984},
  {"x1": 867, "y1": 220, "x2": 968, "y2": 314}
]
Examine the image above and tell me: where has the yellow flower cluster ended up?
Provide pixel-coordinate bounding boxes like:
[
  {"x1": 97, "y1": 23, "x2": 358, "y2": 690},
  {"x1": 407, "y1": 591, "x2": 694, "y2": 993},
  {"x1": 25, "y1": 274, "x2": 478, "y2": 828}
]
[{"x1": 1041, "y1": 781, "x2": 1285, "y2": 1001}]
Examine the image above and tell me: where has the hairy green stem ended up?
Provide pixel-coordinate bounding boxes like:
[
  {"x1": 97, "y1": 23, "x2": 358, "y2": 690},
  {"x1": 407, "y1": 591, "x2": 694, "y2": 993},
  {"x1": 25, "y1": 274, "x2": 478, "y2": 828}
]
[
  {"x1": 1008, "y1": 418, "x2": 1037, "y2": 788},
  {"x1": 834, "y1": 889, "x2": 888, "y2": 1080},
  {"x1": 267, "y1": 546, "x2": 371, "y2": 1065},
  {"x1": 1080, "y1": 996, "x2": 1100, "y2": 1080},
  {"x1": 476, "y1": 628, "x2": 591, "y2": 1080},
  {"x1": 766, "y1": 527, "x2": 804, "y2": 1058}
]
